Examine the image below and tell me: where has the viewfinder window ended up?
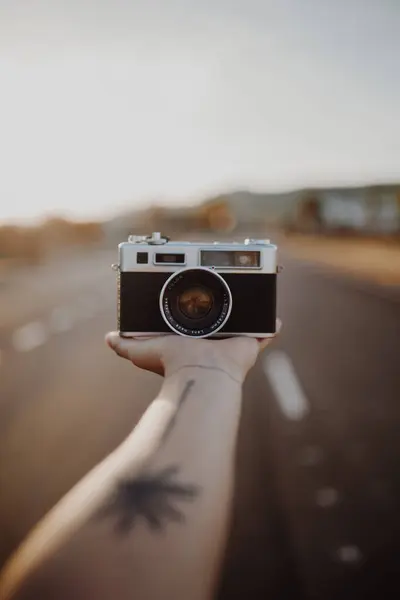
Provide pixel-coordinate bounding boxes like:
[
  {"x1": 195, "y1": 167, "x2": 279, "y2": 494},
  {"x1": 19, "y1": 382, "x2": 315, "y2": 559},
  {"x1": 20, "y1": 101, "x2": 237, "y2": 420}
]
[
  {"x1": 200, "y1": 250, "x2": 260, "y2": 268},
  {"x1": 155, "y1": 253, "x2": 185, "y2": 264}
]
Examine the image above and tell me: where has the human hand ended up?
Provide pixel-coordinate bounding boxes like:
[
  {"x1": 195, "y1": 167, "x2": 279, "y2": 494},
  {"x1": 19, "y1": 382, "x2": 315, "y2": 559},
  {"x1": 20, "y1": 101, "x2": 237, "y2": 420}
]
[{"x1": 106, "y1": 319, "x2": 281, "y2": 383}]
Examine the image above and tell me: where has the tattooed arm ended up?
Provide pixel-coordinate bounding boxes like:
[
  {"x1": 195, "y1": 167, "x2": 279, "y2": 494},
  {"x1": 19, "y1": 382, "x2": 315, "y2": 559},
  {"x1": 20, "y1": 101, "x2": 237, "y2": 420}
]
[{"x1": 0, "y1": 331, "x2": 279, "y2": 600}]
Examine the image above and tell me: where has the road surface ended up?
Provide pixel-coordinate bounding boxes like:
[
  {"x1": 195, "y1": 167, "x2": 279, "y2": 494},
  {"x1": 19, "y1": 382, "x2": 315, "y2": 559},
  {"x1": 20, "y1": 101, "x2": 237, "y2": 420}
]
[{"x1": 0, "y1": 246, "x2": 399, "y2": 600}]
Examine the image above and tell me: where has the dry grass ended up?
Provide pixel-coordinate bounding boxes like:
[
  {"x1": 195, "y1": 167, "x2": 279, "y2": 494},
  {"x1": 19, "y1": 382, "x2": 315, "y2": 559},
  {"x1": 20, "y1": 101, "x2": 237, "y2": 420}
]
[{"x1": 283, "y1": 234, "x2": 400, "y2": 287}]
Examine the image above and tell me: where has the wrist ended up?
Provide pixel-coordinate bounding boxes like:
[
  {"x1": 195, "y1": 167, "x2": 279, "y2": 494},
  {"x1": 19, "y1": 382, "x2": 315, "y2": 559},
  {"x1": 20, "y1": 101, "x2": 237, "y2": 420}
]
[{"x1": 162, "y1": 342, "x2": 245, "y2": 384}]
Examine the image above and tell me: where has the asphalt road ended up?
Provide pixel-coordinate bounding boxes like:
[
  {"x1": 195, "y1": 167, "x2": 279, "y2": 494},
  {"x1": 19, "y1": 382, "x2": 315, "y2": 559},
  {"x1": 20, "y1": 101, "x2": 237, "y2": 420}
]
[{"x1": 0, "y1": 245, "x2": 399, "y2": 600}]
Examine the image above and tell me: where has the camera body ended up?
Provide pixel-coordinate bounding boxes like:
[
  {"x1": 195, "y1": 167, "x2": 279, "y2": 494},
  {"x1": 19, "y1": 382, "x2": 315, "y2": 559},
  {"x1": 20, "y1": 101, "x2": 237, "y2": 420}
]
[{"x1": 115, "y1": 232, "x2": 278, "y2": 339}]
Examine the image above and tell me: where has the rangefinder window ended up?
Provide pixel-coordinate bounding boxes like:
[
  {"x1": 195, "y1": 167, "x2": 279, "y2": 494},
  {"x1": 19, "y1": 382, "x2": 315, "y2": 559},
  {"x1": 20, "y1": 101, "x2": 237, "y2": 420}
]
[
  {"x1": 201, "y1": 250, "x2": 261, "y2": 268},
  {"x1": 136, "y1": 252, "x2": 148, "y2": 264},
  {"x1": 155, "y1": 253, "x2": 185, "y2": 265}
]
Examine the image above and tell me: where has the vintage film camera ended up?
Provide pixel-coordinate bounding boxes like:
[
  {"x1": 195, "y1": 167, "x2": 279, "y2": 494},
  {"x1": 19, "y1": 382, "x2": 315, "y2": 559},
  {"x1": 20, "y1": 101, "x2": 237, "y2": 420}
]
[{"x1": 114, "y1": 232, "x2": 279, "y2": 339}]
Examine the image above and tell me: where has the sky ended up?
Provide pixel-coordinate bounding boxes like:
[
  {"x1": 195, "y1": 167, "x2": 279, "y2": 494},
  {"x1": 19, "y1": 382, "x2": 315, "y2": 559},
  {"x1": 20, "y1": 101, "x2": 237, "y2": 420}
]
[{"x1": 0, "y1": 0, "x2": 399, "y2": 224}]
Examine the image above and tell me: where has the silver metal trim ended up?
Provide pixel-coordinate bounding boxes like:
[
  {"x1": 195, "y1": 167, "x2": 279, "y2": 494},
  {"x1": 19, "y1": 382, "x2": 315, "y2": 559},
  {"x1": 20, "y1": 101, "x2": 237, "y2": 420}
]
[
  {"x1": 158, "y1": 267, "x2": 233, "y2": 339},
  {"x1": 119, "y1": 331, "x2": 277, "y2": 339},
  {"x1": 128, "y1": 232, "x2": 169, "y2": 245},
  {"x1": 128, "y1": 235, "x2": 148, "y2": 243},
  {"x1": 213, "y1": 332, "x2": 276, "y2": 338},
  {"x1": 244, "y1": 238, "x2": 271, "y2": 245},
  {"x1": 118, "y1": 239, "x2": 277, "y2": 273}
]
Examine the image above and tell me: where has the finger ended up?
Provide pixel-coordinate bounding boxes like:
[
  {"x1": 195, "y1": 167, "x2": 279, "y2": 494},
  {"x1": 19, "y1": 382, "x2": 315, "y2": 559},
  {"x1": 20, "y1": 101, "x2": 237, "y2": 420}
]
[
  {"x1": 258, "y1": 318, "x2": 282, "y2": 351},
  {"x1": 219, "y1": 335, "x2": 259, "y2": 358},
  {"x1": 131, "y1": 356, "x2": 165, "y2": 377},
  {"x1": 105, "y1": 333, "x2": 131, "y2": 359}
]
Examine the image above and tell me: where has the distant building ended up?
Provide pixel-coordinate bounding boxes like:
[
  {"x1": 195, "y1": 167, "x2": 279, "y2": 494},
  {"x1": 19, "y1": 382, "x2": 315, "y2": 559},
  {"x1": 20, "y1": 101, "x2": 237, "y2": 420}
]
[
  {"x1": 296, "y1": 186, "x2": 400, "y2": 234},
  {"x1": 206, "y1": 185, "x2": 400, "y2": 236}
]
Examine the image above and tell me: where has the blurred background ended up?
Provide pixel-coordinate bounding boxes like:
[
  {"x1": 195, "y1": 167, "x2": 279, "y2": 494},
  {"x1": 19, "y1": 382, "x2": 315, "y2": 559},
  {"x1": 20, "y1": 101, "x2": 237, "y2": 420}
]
[{"x1": 0, "y1": 1, "x2": 399, "y2": 599}]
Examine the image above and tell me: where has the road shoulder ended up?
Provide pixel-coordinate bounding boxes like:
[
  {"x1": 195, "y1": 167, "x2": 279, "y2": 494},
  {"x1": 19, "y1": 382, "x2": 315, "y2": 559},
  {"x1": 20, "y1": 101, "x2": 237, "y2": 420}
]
[{"x1": 282, "y1": 234, "x2": 400, "y2": 289}]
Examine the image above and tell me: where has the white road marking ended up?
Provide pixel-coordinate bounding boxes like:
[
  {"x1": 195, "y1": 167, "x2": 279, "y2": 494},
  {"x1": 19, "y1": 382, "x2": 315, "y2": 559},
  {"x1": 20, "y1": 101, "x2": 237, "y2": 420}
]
[
  {"x1": 263, "y1": 350, "x2": 309, "y2": 420},
  {"x1": 49, "y1": 307, "x2": 73, "y2": 333},
  {"x1": 12, "y1": 321, "x2": 48, "y2": 352},
  {"x1": 316, "y1": 487, "x2": 339, "y2": 508},
  {"x1": 336, "y1": 545, "x2": 363, "y2": 564}
]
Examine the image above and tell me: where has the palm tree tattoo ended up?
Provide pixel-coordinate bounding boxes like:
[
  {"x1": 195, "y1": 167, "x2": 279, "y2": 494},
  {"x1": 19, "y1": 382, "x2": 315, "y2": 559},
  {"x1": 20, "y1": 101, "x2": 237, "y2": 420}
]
[
  {"x1": 99, "y1": 465, "x2": 200, "y2": 534},
  {"x1": 98, "y1": 380, "x2": 199, "y2": 535}
]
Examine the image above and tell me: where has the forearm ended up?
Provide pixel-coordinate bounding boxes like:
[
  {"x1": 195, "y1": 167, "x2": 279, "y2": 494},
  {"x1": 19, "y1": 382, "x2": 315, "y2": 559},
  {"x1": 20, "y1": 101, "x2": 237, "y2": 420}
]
[
  {"x1": 0, "y1": 363, "x2": 243, "y2": 600},
  {"x1": 133, "y1": 366, "x2": 243, "y2": 599}
]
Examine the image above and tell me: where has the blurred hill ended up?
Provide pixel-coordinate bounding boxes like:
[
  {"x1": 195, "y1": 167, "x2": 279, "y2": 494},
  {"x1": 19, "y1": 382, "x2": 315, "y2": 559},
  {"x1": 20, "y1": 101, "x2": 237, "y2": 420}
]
[
  {"x1": 105, "y1": 182, "x2": 400, "y2": 242},
  {"x1": 103, "y1": 201, "x2": 238, "y2": 243}
]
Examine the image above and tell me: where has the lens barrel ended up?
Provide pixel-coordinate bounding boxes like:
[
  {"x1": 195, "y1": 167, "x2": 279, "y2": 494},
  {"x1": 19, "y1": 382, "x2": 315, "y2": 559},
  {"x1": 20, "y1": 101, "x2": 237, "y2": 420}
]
[{"x1": 160, "y1": 268, "x2": 232, "y2": 338}]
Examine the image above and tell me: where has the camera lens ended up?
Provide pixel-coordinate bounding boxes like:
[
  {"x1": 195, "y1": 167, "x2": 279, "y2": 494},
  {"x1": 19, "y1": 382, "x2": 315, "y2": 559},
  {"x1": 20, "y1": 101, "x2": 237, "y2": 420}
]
[
  {"x1": 177, "y1": 287, "x2": 213, "y2": 319},
  {"x1": 160, "y1": 268, "x2": 232, "y2": 338}
]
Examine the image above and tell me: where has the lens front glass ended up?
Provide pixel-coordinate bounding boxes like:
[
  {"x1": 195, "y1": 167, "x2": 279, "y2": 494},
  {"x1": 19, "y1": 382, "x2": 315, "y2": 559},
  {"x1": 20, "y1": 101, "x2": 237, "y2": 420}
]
[
  {"x1": 161, "y1": 269, "x2": 231, "y2": 337},
  {"x1": 177, "y1": 286, "x2": 213, "y2": 319}
]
